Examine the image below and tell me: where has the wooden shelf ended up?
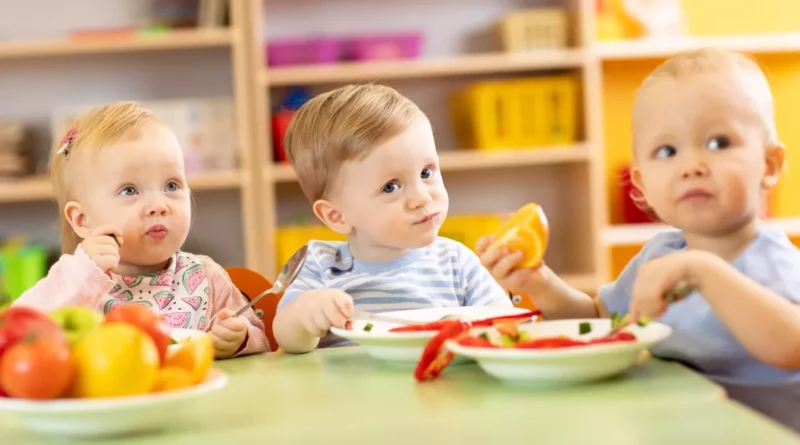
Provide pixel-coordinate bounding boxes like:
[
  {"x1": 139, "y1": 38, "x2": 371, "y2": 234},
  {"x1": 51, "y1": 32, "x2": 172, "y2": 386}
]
[
  {"x1": 263, "y1": 49, "x2": 586, "y2": 86},
  {"x1": 601, "y1": 218, "x2": 800, "y2": 246},
  {"x1": 269, "y1": 144, "x2": 591, "y2": 183},
  {"x1": 595, "y1": 32, "x2": 800, "y2": 61},
  {"x1": 0, "y1": 170, "x2": 246, "y2": 204},
  {"x1": 0, "y1": 29, "x2": 234, "y2": 59}
]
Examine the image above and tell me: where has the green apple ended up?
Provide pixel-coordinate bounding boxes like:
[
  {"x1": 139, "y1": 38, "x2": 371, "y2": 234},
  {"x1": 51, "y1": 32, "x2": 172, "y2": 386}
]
[{"x1": 49, "y1": 306, "x2": 104, "y2": 347}]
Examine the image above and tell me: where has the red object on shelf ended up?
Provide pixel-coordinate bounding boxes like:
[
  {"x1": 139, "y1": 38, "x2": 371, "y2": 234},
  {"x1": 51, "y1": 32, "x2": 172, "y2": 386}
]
[
  {"x1": 619, "y1": 165, "x2": 657, "y2": 224},
  {"x1": 272, "y1": 110, "x2": 295, "y2": 163}
]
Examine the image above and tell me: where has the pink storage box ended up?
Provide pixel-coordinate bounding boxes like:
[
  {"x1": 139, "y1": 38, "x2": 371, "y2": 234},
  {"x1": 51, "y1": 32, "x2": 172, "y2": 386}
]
[
  {"x1": 266, "y1": 37, "x2": 341, "y2": 67},
  {"x1": 343, "y1": 32, "x2": 423, "y2": 61}
]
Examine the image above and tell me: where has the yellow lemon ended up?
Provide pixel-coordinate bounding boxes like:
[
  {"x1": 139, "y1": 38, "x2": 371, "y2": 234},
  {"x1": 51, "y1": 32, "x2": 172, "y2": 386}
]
[{"x1": 72, "y1": 322, "x2": 159, "y2": 398}]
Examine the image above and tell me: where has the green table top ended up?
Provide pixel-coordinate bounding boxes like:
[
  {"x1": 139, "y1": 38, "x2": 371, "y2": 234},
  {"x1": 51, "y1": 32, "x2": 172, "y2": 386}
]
[{"x1": 4, "y1": 347, "x2": 800, "y2": 444}]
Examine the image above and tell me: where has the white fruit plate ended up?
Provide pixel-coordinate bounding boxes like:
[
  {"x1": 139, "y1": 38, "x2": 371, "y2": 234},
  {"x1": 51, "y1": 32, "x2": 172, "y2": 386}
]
[
  {"x1": 445, "y1": 319, "x2": 672, "y2": 386},
  {"x1": 0, "y1": 368, "x2": 227, "y2": 439},
  {"x1": 330, "y1": 306, "x2": 534, "y2": 367}
]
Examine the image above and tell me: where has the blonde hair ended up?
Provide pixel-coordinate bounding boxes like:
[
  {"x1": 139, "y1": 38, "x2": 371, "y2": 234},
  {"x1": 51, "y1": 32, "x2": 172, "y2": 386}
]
[
  {"x1": 49, "y1": 102, "x2": 163, "y2": 254},
  {"x1": 630, "y1": 49, "x2": 777, "y2": 216},
  {"x1": 284, "y1": 84, "x2": 423, "y2": 202}
]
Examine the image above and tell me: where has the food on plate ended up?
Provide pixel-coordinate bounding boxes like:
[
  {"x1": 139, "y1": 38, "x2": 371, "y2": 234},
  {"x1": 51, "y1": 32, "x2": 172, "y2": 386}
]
[
  {"x1": 105, "y1": 304, "x2": 171, "y2": 364},
  {"x1": 0, "y1": 305, "x2": 216, "y2": 401},
  {"x1": 487, "y1": 203, "x2": 549, "y2": 269},
  {"x1": 0, "y1": 332, "x2": 75, "y2": 400},
  {"x1": 163, "y1": 333, "x2": 214, "y2": 385},
  {"x1": 363, "y1": 323, "x2": 374, "y2": 332},
  {"x1": 389, "y1": 311, "x2": 540, "y2": 333},
  {"x1": 50, "y1": 306, "x2": 104, "y2": 347},
  {"x1": 414, "y1": 317, "x2": 637, "y2": 382},
  {"x1": 153, "y1": 366, "x2": 194, "y2": 393},
  {"x1": 72, "y1": 323, "x2": 160, "y2": 398}
]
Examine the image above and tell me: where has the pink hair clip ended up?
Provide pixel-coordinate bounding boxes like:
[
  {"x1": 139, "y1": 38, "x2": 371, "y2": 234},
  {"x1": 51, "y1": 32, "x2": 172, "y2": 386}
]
[{"x1": 56, "y1": 127, "x2": 77, "y2": 159}]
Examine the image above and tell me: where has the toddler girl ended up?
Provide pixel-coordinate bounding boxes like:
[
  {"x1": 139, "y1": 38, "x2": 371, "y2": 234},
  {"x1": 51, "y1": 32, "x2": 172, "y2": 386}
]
[
  {"x1": 13, "y1": 102, "x2": 270, "y2": 359},
  {"x1": 479, "y1": 49, "x2": 800, "y2": 432}
]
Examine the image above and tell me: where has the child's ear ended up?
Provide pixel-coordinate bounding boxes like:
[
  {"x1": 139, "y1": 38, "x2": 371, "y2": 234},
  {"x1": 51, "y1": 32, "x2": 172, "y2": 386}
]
[
  {"x1": 64, "y1": 201, "x2": 91, "y2": 239},
  {"x1": 762, "y1": 142, "x2": 786, "y2": 189},
  {"x1": 630, "y1": 165, "x2": 646, "y2": 197},
  {"x1": 312, "y1": 199, "x2": 351, "y2": 236}
]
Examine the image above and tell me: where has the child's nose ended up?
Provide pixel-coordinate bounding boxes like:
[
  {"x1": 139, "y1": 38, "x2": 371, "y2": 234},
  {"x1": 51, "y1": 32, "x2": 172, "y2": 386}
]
[
  {"x1": 145, "y1": 200, "x2": 169, "y2": 216},
  {"x1": 681, "y1": 155, "x2": 710, "y2": 179},
  {"x1": 408, "y1": 188, "x2": 433, "y2": 209}
]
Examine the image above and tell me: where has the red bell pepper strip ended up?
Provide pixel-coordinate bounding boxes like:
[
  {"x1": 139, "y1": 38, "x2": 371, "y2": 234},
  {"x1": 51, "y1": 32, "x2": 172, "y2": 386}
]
[
  {"x1": 413, "y1": 320, "x2": 470, "y2": 381},
  {"x1": 390, "y1": 310, "x2": 540, "y2": 333}
]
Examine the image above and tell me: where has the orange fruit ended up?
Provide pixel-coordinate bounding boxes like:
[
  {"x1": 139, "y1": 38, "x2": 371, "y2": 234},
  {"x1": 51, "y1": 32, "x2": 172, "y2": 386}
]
[
  {"x1": 152, "y1": 367, "x2": 194, "y2": 393},
  {"x1": 72, "y1": 323, "x2": 159, "y2": 398},
  {"x1": 163, "y1": 333, "x2": 214, "y2": 384},
  {"x1": 489, "y1": 203, "x2": 549, "y2": 268}
]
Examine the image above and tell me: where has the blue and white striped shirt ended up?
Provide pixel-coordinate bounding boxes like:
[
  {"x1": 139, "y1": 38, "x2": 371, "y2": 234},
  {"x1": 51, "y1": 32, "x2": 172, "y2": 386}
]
[{"x1": 278, "y1": 237, "x2": 513, "y2": 347}]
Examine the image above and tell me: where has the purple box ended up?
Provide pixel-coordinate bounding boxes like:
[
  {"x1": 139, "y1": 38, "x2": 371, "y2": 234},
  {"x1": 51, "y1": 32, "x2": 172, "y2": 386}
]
[
  {"x1": 343, "y1": 32, "x2": 423, "y2": 61},
  {"x1": 266, "y1": 37, "x2": 341, "y2": 67}
]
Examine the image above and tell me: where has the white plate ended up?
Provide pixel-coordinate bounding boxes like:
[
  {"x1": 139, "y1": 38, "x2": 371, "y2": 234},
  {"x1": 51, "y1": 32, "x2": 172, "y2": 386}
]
[
  {"x1": 445, "y1": 319, "x2": 671, "y2": 386},
  {"x1": 330, "y1": 306, "x2": 533, "y2": 366},
  {"x1": 0, "y1": 369, "x2": 227, "y2": 438}
]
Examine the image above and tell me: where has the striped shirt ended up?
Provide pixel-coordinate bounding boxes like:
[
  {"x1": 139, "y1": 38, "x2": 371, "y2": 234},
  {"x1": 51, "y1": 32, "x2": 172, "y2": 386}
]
[{"x1": 278, "y1": 237, "x2": 513, "y2": 348}]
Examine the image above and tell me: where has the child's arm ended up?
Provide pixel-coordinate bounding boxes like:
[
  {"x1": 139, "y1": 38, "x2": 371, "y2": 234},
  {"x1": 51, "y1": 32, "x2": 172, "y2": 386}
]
[
  {"x1": 631, "y1": 250, "x2": 800, "y2": 371},
  {"x1": 200, "y1": 257, "x2": 270, "y2": 357},
  {"x1": 12, "y1": 245, "x2": 115, "y2": 312},
  {"x1": 456, "y1": 243, "x2": 514, "y2": 307}
]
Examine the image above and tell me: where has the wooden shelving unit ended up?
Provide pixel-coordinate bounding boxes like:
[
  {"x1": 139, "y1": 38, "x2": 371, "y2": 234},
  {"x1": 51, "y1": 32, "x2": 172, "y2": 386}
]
[{"x1": 4, "y1": 1, "x2": 800, "y2": 287}]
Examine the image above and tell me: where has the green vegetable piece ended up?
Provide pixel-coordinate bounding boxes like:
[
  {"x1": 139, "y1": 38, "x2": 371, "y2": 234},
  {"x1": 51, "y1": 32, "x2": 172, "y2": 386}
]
[
  {"x1": 478, "y1": 332, "x2": 490, "y2": 341},
  {"x1": 636, "y1": 316, "x2": 652, "y2": 327},
  {"x1": 500, "y1": 335, "x2": 516, "y2": 348},
  {"x1": 579, "y1": 321, "x2": 592, "y2": 335},
  {"x1": 364, "y1": 323, "x2": 374, "y2": 332},
  {"x1": 517, "y1": 331, "x2": 532, "y2": 342},
  {"x1": 170, "y1": 337, "x2": 178, "y2": 345}
]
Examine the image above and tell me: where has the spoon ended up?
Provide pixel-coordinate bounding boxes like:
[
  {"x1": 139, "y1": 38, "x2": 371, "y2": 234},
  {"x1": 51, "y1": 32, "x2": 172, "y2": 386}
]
[
  {"x1": 204, "y1": 245, "x2": 308, "y2": 331},
  {"x1": 606, "y1": 281, "x2": 693, "y2": 337}
]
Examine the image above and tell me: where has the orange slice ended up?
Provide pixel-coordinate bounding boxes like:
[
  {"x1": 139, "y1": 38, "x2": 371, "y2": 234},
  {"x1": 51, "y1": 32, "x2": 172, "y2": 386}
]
[
  {"x1": 489, "y1": 203, "x2": 549, "y2": 268},
  {"x1": 163, "y1": 333, "x2": 214, "y2": 385}
]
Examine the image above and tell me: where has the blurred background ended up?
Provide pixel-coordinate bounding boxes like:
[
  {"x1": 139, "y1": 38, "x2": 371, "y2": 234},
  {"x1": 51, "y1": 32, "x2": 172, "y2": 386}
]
[{"x1": 2, "y1": 0, "x2": 800, "y2": 308}]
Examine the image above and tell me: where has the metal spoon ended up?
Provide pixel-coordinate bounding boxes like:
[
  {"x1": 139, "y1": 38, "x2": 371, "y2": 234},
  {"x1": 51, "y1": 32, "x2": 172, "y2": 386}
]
[
  {"x1": 234, "y1": 245, "x2": 308, "y2": 317},
  {"x1": 204, "y1": 245, "x2": 308, "y2": 331}
]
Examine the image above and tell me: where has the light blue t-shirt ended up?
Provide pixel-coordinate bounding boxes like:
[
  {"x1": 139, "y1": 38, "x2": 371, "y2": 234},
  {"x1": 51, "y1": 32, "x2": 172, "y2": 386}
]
[
  {"x1": 278, "y1": 237, "x2": 513, "y2": 348},
  {"x1": 600, "y1": 225, "x2": 800, "y2": 431}
]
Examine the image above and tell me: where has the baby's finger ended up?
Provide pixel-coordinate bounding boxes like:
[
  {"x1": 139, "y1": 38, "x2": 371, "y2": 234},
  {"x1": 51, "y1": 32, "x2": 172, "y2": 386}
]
[
  {"x1": 211, "y1": 322, "x2": 244, "y2": 342},
  {"x1": 219, "y1": 315, "x2": 248, "y2": 332},
  {"x1": 332, "y1": 292, "x2": 354, "y2": 317},
  {"x1": 490, "y1": 250, "x2": 524, "y2": 279},
  {"x1": 479, "y1": 244, "x2": 505, "y2": 269},
  {"x1": 90, "y1": 225, "x2": 123, "y2": 239},
  {"x1": 475, "y1": 235, "x2": 494, "y2": 254},
  {"x1": 323, "y1": 303, "x2": 348, "y2": 329},
  {"x1": 311, "y1": 311, "x2": 331, "y2": 335}
]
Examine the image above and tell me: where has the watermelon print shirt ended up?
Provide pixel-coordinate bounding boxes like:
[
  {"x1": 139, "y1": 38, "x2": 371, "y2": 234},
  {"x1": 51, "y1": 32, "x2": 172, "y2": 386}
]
[
  {"x1": 12, "y1": 246, "x2": 271, "y2": 357},
  {"x1": 105, "y1": 252, "x2": 211, "y2": 331}
]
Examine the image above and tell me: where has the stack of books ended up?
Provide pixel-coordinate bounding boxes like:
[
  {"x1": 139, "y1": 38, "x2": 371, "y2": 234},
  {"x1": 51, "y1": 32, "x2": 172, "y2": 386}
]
[{"x1": 0, "y1": 122, "x2": 28, "y2": 178}]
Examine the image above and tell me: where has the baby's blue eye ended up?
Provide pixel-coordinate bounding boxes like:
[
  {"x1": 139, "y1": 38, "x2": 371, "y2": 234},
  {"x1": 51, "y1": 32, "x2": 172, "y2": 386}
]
[
  {"x1": 119, "y1": 186, "x2": 137, "y2": 196},
  {"x1": 707, "y1": 136, "x2": 730, "y2": 150},
  {"x1": 165, "y1": 181, "x2": 180, "y2": 192},
  {"x1": 654, "y1": 145, "x2": 677, "y2": 159},
  {"x1": 382, "y1": 182, "x2": 400, "y2": 194}
]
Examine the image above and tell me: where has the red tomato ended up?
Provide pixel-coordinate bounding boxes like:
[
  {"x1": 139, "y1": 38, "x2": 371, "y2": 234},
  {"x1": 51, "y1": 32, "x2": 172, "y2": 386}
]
[
  {"x1": 0, "y1": 335, "x2": 74, "y2": 400},
  {"x1": 105, "y1": 304, "x2": 171, "y2": 364},
  {"x1": 0, "y1": 307, "x2": 63, "y2": 358}
]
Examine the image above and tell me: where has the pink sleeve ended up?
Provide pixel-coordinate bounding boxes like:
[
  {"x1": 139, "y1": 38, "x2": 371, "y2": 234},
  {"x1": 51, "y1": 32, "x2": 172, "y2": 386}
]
[
  {"x1": 12, "y1": 246, "x2": 115, "y2": 313},
  {"x1": 200, "y1": 256, "x2": 271, "y2": 356}
]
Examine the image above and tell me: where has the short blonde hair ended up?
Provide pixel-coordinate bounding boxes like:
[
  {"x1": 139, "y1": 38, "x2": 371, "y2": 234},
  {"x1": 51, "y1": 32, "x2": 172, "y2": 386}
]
[
  {"x1": 284, "y1": 84, "x2": 422, "y2": 202},
  {"x1": 49, "y1": 102, "x2": 163, "y2": 254}
]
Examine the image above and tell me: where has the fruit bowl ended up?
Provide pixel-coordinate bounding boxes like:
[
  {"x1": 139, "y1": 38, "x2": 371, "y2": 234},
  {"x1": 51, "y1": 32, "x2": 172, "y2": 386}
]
[
  {"x1": 444, "y1": 319, "x2": 672, "y2": 386},
  {"x1": 0, "y1": 368, "x2": 227, "y2": 438}
]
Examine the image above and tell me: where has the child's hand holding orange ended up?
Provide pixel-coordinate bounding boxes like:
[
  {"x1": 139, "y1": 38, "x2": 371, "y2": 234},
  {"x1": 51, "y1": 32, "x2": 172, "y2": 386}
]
[{"x1": 477, "y1": 203, "x2": 552, "y2": 296}]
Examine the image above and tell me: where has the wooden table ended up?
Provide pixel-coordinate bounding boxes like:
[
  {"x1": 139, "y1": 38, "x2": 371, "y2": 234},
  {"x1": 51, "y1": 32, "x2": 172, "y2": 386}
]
[{"x1": 4, "y1": 347, "x2": 800, "y2": 444}]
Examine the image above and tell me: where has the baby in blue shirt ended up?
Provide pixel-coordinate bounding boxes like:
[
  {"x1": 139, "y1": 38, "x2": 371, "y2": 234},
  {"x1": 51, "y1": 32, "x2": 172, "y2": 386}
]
[
  {"x1": 479, "y1": 48, "x2": 800, "y2": 432},
  {"x1": 273, "y1": 84, "x2": 512, "y2": 353}
]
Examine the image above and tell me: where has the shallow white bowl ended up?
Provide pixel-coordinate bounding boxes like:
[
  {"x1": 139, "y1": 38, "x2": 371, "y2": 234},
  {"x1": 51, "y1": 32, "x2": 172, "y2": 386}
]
[
  {"x1": 0, "y1": 369, "x2": 227, "y2": 438},
  {"x1": 445, "y1": 319, "x2": 671, "y2": 386},
  {"x1": 330, "y1": 306, "x2": 533, "y2": 366}
]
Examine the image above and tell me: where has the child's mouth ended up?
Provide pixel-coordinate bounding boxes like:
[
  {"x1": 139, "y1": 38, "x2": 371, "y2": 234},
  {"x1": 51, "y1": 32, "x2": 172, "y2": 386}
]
[
  {"x1": 146, "y1": 225, "x2": 168, "y2": 240},
  {"x1": 415, "y1": 213, "x2": 439, "y2": 225}
]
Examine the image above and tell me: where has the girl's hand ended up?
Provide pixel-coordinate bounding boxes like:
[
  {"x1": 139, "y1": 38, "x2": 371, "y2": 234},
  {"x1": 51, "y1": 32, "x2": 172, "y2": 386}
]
[
  {"x1": 210, "y1": 308, "x2": 249, "y2": 359},
  {"x1": 476, "y1": 235, "x2": 551, "y2": 296},
  {"x1": 80, "y1": 226, "x2": 123, "y2": 272},
  {"x1": 630, "y1": 250, "x2": 707, "y2": 320}
]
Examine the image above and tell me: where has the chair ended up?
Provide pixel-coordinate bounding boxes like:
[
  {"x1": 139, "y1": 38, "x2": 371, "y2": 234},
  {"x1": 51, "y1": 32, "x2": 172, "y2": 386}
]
[{"x1": 225, "y1": 267, "x2": 282, "y2": 352}]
